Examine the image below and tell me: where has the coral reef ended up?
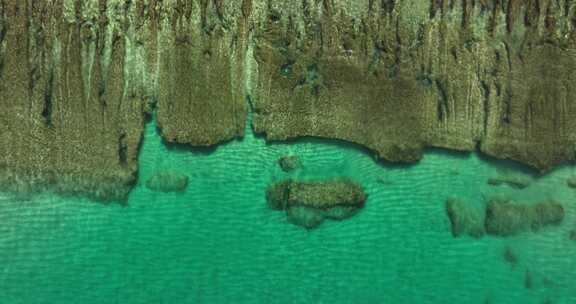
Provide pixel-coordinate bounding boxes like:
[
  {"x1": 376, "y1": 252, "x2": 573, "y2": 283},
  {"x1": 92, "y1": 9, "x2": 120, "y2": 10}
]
[
  {"x1": 278, "y1": 156, "x2": 303, "y2": 172},
  {"x1": 567, "y1": 177, "x2": 576, "y2": 189},
  {"x1": 266, "y1": 178, "x2": 367, "y2": 229},
  {"x1": 445, "y1": 198, "x2": 485, "y2": 238},
  {"x1": 286, "y1": 206, "x2": 325, "y2": 229},
  {"x1": 487, "y1": 175, "x2": 531, "y2": 189},
  {"x1": 251, "y1": 0, "x2": 576, "y2": 172},
  {"x1": 1, "y1": 1, "x2": 575, "y2": 200},
  {"x1": 503, "y1": 246, "x2": 518, "y2": 268},
  {"x1": 145, "y1": 170, "x2": 189, "y2": 193},
  {"x1": 485, "y1": 200, "x2": 564, "y2": 237},
  {"x1": 524, "y1": 270, "x2": 534, "y2": 290}
]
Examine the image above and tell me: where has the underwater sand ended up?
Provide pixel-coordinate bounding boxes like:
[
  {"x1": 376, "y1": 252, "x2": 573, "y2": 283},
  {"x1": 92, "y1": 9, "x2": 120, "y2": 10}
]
[{"x1": 0, "y1": 116, "x2": 575, "y2": 304}]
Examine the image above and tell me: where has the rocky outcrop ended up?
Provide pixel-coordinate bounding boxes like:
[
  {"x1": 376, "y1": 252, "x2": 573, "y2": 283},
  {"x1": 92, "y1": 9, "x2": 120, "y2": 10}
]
[
  {"x1": 445, "y1": 198, "x2": 485, "y2": 238},
  {"x1": 266, "y1": 178, "x2": 367, "y2": 229},
  {"x1": 446, "y1": 198, "x2": 565, "y2": 238},
  {"x1": 1, "y1": 1, "x2": 575, "y2": 200},
  {"x1": 0, "y1": 0, "x2": 247, "y2": 201},
  {"x1": 487, "y1": 175, "x2": 531, "y2": 189},
  {"x1": 567, "y1": 177, "x2": 576, "y2": 188},
  {"x1": 145, "y1": 170, "x2": 189, "y2": 192},
  {"x1": 485, "y1": 199, "x2": 565, "y2": 236},
  {"x1": 0, "y1": 1, "x2": 148, "y2": 201},
  {"x1": 503, "y1": 246, "x2": 518, "y2": 268},
  {"x1": 278, "y1": 155, "x2": 302, "y2": 172},
  {"x1": 250, "y1": 1, "x2": 576, "y2": 171},
  {"x1": 155, "y1": 1, "x2": 247, "y2": 146},
  {"x1": 285, "y1": 206, "x2": 326, "y2": 229}
]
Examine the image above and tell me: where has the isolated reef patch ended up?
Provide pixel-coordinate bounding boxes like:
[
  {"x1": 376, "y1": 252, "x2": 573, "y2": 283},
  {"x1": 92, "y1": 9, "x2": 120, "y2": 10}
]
[
  {"x1": 145, "y1": 170, "x2": 189, "y2": 193},
  {"x1": 278, "y1": 156, "x2": 303, "y2": 172},
  {"x1": 266, "y1": 178, "x2": 367, "y2": 229},
  {"x1": 445, "y1": 198, "x2": 485, "y2": 238},
  {"x1": 567, "y1": 177, "x2": 576, "y2": 189},
  {"x1": 484, "y1": 200, "x2": 564, "y2": 237}
]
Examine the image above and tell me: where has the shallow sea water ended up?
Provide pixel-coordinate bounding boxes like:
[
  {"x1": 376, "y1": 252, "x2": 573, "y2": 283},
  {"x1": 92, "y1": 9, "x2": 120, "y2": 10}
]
[{"x1": 0, "y1": 115, "x2": 575, "y2": 304}]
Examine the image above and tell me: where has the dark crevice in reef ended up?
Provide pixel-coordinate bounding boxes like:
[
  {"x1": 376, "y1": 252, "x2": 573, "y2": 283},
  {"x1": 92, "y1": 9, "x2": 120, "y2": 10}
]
[
  {"x1": 42, "y1": 68, "x2": 54, "y2": 127},
  {"x1": 501, "y1": 86, "x2": 512, "y2": 125},
  {"x1": 381, "y1": 0, "x2": 396, "y2": 16},
  {"x1": 118, "y1": 132, "x2": 128, "y2": 166},
  {"x1": 245, "y1": 95, "x2": 258, "y2": 134},
  {"x1": 480, "y1": 80, "x2": 490, "y2": 137},
  {"x1": 0, "y1": 21, "x2": 5, "y2": 45},
  {"x1": 0, "y1": 22, "x2": 5, "y2": 76},
  {"x1": 98, "y1": 79, "x2": 107, "y2": 108},
  {"x1": 435, "y1": 79, "x2": 449, "y2": 122}
]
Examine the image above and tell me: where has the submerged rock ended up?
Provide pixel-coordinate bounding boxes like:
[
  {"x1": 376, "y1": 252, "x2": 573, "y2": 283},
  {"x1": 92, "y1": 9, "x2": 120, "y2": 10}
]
[
  {"x1": 532, "y1": 201, "x2": 565, "y2": 230},
  {"x1": 266, "y1": 178, "x2": 367, "y2": 229},
  {"x1": 145, "y1": 170, "x2": 189, "y2": 192},
  {"x1": 286, "y1": 206, "x2": 325, "y2": 229},
  {"x1": 445, "y1": 198, "x2": 485, "y2": 238},
  {"x1": 503, "y1": 246, "x2": 518, "y2": 268},
  {"x1": 485, "y1": 200, "x2": 564, "y2": 237},
  {"x1": 570, "y1": 230, "x2": 576, "y2": 241},
  {"x1": 567, "y1": 177, "x2": 576, "y2": 189},
  {"x1": 323, "y1": 206, "x2": 361, "y2": 221},
  {"x1": 266, "y1": 181, "x2": 291, "y2": 210},
  {"x1": 485, "y1": 200, "x2": 533, "y2": 236},
  {"x1": 487, "y1": 175, "x2": 531, "y2": 189},
  {"x1": 278, "y1": 156, "x2": 303, "y2": 172},
  {"x1": 524, "y1": 270, "x2": 534, "y2": 290}
]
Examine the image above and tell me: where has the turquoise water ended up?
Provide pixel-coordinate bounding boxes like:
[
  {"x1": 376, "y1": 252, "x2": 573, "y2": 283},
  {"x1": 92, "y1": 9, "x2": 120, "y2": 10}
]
[{"x1": 0, "y1": 115, "x2": 575, "y2": 304}]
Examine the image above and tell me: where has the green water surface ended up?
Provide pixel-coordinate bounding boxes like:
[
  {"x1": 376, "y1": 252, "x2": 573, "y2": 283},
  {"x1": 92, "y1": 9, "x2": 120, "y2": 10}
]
[{"x1": 0, "y1": 115, "x2": 575, "y2": 304}]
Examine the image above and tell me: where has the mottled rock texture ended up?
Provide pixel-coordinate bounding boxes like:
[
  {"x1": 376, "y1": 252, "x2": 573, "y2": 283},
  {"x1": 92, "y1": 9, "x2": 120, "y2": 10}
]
[
  {"x1": 268, "y1": 178, "x2": 367, "y2": 209},
  {"x1": 503, "y1": 246, "x2": 518, "y2": 267},
  {"x1": 251, "y1": 0, "x2": 576, "y2": 171},
  {"x1": 145, "y1": 170, "x2": 189, "y2": 192},
  {"x1": 567, "y1": 176, "x2": 576, "y2": 188},
  {"x1": 0, "y1": 0, "x2": 247, "y2": 200},
  {"x1": 266, "y1": 178, "x2": 367, "y2": 229},
  {"x1": 286, "y1": 206, "x2": 326, "y2": 229},
  {"x1": 156, "y1": 1, "x2": 247, "y2": 146},
  {"x1": 0, "y1": 1, "x2": 148, "y2": 201},
  {"x1": 446, "y1": 198, "x2": 485, "y2": 238},
  {"x1": 278, "y1": 155, "x2": 302, "y2": 172},
  {"x1": 487, "y1": 174, "x2": 531, "y2": 189},
  {"x1": 1, "y1": 0, "x2": 575, "y2": 200},
  {"x1": 485, "y1": 199, "x2": 564, "y2": 236}
]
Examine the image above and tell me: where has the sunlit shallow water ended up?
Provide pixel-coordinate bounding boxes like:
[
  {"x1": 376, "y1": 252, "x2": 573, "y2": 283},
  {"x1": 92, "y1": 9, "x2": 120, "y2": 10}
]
[{"x1": 0, "y1": 116, "x2": 575, "y2": 304}]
